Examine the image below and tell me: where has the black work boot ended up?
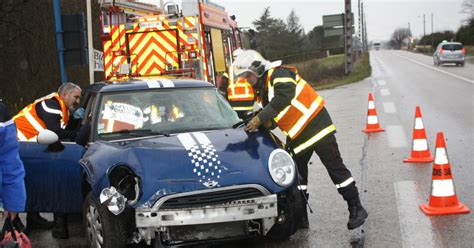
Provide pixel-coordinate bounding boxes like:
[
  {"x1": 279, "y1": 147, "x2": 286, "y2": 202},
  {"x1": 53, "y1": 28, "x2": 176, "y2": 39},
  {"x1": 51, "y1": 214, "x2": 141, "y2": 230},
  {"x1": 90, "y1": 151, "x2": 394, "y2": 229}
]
[
  {"x1": 347, "y1": 196, "x2": 368, "y2": 230},
  {"x1": 26, "y1": 212, "x2": 54, "y2": 230},
  {"x1": 52, "y1": 213, "x2": 69, "y2": 239}
]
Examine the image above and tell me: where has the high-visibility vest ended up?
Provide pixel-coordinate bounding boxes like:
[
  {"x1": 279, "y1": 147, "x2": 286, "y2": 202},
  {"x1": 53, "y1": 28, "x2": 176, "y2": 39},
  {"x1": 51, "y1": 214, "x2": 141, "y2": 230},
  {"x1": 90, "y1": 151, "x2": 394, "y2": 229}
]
[
  {"x1": 227, "y1": 77, "x2": 255, "y2": 111},
  {"x1": 266, "y1": 66, "x2": 329, "y2": 140},
  {"x1": 13, "y1": 93, "x2": 69, "y2": 141}
]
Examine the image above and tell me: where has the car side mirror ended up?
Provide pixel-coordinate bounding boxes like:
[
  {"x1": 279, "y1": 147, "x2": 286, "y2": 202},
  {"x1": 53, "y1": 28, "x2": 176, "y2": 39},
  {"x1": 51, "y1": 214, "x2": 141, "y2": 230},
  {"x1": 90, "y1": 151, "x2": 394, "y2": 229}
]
[{"x1": 37, "y1": 129, "x2": 59, "y2": 145}]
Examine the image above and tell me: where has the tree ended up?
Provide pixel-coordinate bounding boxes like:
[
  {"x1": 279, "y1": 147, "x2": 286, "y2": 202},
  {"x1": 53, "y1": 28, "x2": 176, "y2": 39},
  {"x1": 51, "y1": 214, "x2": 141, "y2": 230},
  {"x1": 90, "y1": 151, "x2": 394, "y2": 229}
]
[
  {"x1": 307, "y1": 25, "x2": 324, "y2": 50},
  {"x1": 286, "y1": 9, "x2": 306, "y2": 53},
  {"x1": 252, "y1": 7, "x2": 276, "y2": 57},
  {"x1": 389, "y1": 28, "x2": 411, "y2": 49},
  {"x1": 456, "y1": 18, "x2": 474, "y2": 45},
  {"x1": 461, "y1": 0, "x2": 474, "y2": 22}
]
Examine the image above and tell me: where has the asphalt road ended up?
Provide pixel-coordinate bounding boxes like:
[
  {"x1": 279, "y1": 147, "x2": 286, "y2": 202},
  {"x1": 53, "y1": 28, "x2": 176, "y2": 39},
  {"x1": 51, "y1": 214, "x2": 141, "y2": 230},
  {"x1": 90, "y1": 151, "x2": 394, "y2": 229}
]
[{"x1": 28, "y1": 50, "x2": 473, "y2": 247}]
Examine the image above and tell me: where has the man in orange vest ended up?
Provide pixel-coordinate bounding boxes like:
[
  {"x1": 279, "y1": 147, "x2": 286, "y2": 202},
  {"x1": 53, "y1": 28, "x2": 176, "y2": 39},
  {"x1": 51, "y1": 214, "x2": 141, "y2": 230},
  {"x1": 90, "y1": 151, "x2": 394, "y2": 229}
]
[
  {"x1": 233, "y1": 50, "x2": 368, "y2": 230},
  {"x1": 13, "y1": 82, "x2": 84, "y2": 239}
]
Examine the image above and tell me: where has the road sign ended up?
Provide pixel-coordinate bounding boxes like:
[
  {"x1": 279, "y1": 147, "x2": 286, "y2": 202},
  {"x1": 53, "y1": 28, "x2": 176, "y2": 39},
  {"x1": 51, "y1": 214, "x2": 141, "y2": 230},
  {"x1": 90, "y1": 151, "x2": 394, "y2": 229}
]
[
  {"x1": 324, "y1": 27, "x2": 355, "y2": 37},
  {"x1": 323, "y1": 14, "x2": 344, "y2": 28},
  {"x1": 93, "y1": 49, "x2": 104, "y2": 72}
]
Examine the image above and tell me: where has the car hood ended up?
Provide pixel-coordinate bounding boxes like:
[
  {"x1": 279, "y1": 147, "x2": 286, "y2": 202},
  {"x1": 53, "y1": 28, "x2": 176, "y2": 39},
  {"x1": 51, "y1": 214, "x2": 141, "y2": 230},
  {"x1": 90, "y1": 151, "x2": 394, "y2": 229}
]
[{"x1": 80, "y1": 128, "x2": 289, "y2": 208}]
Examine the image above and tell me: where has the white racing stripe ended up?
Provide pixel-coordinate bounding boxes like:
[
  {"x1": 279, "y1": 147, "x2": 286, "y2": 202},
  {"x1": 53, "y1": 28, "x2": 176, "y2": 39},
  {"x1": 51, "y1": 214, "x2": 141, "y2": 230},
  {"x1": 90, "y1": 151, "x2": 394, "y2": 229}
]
[
  {"x1": 177, "y1": 133, "x2": 196, "y2": 150},
  {"x1": 391, "y1": 52, "x2": 474, "y2": 84},
  {"x1": 395, "y1": 181, "x2": 440, "y2": 248},
  {"x1": 193, "y1": 132, "x2": 211, "y2": 145}
]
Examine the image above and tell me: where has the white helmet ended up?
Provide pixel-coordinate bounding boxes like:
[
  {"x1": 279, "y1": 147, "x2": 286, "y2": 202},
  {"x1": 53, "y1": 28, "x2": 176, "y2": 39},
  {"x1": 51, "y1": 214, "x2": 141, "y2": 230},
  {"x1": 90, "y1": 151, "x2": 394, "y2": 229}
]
[
  {"x1": 232, "y1": 48, "x2": 244, "y2": 59},
  {"x1": 233, "y1": 50, "x2": 269, "y2": 78}
]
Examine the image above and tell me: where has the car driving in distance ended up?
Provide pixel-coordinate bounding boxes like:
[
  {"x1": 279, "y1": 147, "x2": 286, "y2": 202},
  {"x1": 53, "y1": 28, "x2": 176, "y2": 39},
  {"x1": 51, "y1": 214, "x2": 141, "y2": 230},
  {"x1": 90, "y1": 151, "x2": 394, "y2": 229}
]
[{"x1": 433, "y1": 41, "x2": 465, "y2": 66}]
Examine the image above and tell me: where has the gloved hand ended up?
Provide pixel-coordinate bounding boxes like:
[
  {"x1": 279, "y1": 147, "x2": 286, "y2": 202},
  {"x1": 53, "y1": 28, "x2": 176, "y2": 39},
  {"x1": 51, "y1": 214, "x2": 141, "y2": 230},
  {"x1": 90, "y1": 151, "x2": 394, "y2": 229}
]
[{"x1": 73, "y1": 107, "x2": 85, "y2": 119}]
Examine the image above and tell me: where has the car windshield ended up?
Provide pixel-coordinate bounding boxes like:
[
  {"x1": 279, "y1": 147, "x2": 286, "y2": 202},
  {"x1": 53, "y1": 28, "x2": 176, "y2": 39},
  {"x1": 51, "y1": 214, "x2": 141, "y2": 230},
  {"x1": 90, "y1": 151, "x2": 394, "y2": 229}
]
[
  {"x1": 442, "y1": 44, "x2": 463, "y2": 50},
  {"x1": 95, "y1": 87, "x2": 239, "y2": 140}
]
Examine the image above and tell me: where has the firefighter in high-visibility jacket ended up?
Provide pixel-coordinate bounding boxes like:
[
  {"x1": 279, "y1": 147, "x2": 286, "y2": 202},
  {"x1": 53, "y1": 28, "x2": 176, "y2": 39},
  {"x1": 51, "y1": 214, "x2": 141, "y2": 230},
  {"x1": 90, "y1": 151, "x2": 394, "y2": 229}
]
[
  {"x1": 227, "y1": 77, "x2": 255, "y2": 118},
  {"x1": 233, "y1": 50, "x2": 368, "y2": 230},
  {"x1": 13, "y1": 82, "x2": 84, "y2": 239}
]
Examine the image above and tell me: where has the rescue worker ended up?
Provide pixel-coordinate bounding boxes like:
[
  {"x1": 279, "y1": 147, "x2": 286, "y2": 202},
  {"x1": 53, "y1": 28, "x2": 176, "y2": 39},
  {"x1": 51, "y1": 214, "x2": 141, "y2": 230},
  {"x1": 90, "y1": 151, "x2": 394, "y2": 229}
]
[
  {"x1": 13, "y1": 82, "x2": 84, "y2": 239},
  {"x1": 224, "y1": 48, "x2": 256, "y2": 119},
  {"x1": 0, "y1": 99, "x2": 27, "y2": 227},
  {"x1": 233, "y1": 50, "x2": 368, "y2": 230},
  {"x1": 227, "y1": 77, "x2": 255, "y2": 119}
]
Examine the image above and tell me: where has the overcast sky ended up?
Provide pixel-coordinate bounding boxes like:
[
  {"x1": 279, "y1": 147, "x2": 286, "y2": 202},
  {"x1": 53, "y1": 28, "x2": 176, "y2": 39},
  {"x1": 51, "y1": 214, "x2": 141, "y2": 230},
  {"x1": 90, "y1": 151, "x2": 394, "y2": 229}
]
[{"x1": 144, "y1": 0, "x2": 471, "y2": 41}]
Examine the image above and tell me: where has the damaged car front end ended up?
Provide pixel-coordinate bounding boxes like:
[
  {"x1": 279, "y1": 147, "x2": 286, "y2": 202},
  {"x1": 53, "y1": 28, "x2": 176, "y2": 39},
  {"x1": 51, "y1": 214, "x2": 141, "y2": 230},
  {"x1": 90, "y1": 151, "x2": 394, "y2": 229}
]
[{"x1": 79, "y1": 79, "x2": 303, "y2": 247}]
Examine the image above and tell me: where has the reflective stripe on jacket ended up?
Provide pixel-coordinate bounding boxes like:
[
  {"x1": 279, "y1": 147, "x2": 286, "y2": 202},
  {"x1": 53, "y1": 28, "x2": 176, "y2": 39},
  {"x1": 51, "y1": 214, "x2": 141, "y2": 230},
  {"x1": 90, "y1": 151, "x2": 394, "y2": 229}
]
[
  {"x1": 227, "y1": 77, "x2": 255, "y2": 111},
  {"x1": 264, "y1": 66, "x2": 336, "y2": 155},
  {"x1": 13, "y1": 93, "x2": 69, "y2": 141}
]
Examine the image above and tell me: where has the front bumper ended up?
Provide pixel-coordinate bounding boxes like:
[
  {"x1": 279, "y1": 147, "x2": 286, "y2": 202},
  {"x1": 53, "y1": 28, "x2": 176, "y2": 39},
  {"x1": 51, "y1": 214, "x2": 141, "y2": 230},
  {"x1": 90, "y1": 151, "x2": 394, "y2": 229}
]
[{"x1": 136, "y1": 194, "x2": 278, "y2": 228}]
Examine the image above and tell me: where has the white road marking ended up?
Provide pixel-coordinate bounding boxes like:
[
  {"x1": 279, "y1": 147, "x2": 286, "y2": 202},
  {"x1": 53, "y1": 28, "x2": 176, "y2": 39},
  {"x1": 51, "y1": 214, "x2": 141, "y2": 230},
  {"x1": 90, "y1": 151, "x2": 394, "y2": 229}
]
[
  {"x1": 378, "y1": 80, "x2": 386, "y2": 85},
  {"x1": 383, "y1": 102, "x2": 397, "y2": 113},
  {"x1": 395, "y1": 181, "x2": 440, "y2": 248},
  {"x1": 380, "y1": 89, "x2": 391, "y2": 96},
  {"x1": 391, "y1": 52, "x2": 474, "y2": 84},
  {"x1": 386, "y1": 125, "x2": 408, "y2": 148}
]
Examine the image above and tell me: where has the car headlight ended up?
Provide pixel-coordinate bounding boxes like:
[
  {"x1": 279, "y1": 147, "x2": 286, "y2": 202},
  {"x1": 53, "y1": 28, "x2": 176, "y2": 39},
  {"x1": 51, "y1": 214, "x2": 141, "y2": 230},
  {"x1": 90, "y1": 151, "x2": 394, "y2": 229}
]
[
  {"x1": 108, "y1": 165, "x2": 141, "y2": 205},
  {"x1": 100, "y1": 186, "x2": 126, "y2": 215},
  {"x1": 268, "y1": 149, "x2": 295, "y2": 187}
]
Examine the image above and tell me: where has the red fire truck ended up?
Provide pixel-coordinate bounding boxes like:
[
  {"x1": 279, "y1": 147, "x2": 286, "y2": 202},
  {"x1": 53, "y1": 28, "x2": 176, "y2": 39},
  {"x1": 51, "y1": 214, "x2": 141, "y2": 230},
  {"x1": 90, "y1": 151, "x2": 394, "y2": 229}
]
[{"x1": 98, "y1": 0, "x2": 243, "y2": 84}]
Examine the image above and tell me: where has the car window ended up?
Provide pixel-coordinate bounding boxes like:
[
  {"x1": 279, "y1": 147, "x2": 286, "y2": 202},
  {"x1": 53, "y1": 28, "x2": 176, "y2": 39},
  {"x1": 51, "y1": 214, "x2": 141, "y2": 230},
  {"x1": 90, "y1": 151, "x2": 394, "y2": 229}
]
[
  {"x1": 441, "y1": 44, "x2": 463, "y2": 50},
  {"x1": 95, "y1": 88, "x2": 240, "y2": 140}
]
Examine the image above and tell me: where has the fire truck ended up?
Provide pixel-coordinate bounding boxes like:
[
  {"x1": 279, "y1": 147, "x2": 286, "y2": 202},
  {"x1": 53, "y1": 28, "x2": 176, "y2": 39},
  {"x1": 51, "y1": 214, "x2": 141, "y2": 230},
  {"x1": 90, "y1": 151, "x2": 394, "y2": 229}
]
[{"x1": 98, "y1": 0, "x2": 243, "y2": 85}]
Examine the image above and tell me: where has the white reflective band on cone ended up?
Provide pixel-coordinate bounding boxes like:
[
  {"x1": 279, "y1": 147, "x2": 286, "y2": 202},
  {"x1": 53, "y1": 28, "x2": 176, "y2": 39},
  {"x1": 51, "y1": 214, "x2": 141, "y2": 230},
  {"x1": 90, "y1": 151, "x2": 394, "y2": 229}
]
[
  {"x1": 336, "y1": 177, "x2": 354, "y2": 189},
  {"x1": 368, "y1": 101, "x2": 375, "y2": 109},
  {"x1": 432, "y1": 179, "x2": 455, "y2": 197},
  {"x1": 413, "y1": 139, "x2": 428, "y2": 151},
  {"x1": 414, "y1": 118, "x2": 424, "y2": 129},
  {"x1": 435, "y1": 148, "x2": 449, "y2": 164},
  {"x1": 367, "y1": 116, "x2": 378, "y2": 125}
]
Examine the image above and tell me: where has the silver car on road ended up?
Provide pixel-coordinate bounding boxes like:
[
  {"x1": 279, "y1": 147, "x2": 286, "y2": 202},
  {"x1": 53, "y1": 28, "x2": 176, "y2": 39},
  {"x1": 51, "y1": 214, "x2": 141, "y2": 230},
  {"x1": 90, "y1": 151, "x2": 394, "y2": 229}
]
[{"x1": 433, "y1": 42, "x2": 465, "y2": 66}]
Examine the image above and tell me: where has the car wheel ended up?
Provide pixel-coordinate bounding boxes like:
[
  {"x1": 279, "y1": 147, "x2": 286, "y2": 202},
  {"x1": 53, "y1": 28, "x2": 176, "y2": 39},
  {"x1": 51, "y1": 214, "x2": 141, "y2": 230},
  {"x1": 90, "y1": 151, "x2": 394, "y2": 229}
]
[
  {"x1": 460, "y1": 62, "x2": 465, "y2": 67},
  {"x1": 267, "y1": 186, "x2": 300, "y2": 240},
  {"x1": 83, "y1": 192, "x2": 134, "y2": 248}
]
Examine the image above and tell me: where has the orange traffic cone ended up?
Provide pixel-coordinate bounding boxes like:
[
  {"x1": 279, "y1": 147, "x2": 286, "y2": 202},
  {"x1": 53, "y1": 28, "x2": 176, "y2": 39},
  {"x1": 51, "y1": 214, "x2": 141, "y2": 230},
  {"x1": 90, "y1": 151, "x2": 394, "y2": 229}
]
[
  {"x1": 403, "y1": 106, "x2": 434, "y2": 163},
  {"x1": 362, "y1": 93, "x2": 384, "y2": 133},
  {"x1": 419, "y1": 132, "x2": 470, "y2": 215}
]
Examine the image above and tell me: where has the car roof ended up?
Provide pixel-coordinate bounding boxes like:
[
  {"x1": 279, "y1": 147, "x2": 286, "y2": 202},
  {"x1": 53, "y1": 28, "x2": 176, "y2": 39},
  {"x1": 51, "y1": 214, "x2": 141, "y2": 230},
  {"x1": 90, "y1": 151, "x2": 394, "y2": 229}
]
[{"x1": 83, "y1": 78, "x2": 214, "y2": 94}]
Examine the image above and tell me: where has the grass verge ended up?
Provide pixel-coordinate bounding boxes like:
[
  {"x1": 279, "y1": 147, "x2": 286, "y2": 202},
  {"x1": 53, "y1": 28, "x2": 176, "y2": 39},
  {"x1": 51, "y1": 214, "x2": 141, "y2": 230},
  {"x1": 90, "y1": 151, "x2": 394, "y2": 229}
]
[{"x1": 291, "y1": 53, "x2": 372, "y2": 90}]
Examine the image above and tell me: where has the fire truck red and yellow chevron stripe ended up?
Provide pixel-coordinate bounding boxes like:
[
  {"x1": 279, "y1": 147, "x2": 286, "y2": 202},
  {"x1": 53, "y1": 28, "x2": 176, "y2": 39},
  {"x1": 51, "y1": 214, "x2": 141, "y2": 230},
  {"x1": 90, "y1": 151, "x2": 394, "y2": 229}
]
[{"x1": 102, "y1": 16, "x2": 203, "y2": 81}]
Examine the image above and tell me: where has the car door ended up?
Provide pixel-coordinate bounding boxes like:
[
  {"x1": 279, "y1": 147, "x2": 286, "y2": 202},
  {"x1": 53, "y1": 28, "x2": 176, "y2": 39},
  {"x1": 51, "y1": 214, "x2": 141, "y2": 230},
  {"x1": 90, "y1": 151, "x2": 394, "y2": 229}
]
[{"x1": 19, "y1": 93, "x2": 96, "y2": 213}]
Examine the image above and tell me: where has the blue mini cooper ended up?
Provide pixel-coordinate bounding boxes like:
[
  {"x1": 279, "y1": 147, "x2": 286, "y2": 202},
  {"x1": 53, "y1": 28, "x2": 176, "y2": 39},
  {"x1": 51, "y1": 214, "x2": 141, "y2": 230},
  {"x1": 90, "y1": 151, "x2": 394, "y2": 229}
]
[{"x1": 19, "y1": 78, "x2": 303, "y2": 247}]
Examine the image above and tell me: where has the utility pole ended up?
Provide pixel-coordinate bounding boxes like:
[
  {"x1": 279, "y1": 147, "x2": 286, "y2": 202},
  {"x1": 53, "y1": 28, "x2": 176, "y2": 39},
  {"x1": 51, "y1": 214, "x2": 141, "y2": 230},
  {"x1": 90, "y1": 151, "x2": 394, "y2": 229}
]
[
  {"x1": 53, "y1": 0, "x2": 67, "y2": 83},
  {"x1": 431, "y1": 13, "x2": 434, "y2": 51},
  {"x1": 363, "y1": 11, "x2": 368, "y2": 51},
  {"x1": 358, "y1": 0, "x2": 362, "y2": 43},
  {"x1": 344, "y1": 0, "x2": 353, "y2": 74},
  {"x1": 423, "y1": 13, "x2": 426, "y2": 47},
  {"x1": 408, "y1": 22, "x2": 411, "y2": 49},
  {"x1": 361, "y1": 2, "x2": 365, "y2": 52}
]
